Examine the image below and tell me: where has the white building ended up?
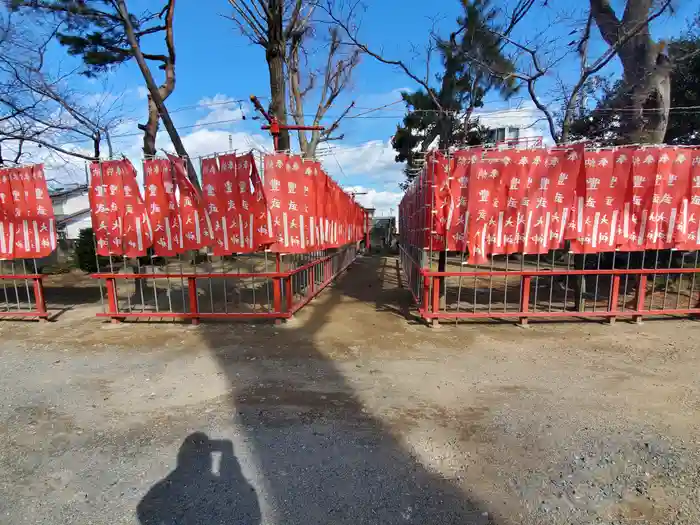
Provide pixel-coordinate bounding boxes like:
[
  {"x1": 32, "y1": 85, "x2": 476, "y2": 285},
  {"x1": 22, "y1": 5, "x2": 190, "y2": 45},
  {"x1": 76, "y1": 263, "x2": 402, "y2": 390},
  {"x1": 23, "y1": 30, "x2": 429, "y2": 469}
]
[
  {"x1": 50, "y1": 185, "x2": 91, "y2": 241},
  {"x1": 473, "y1": 101, "x2": 550, "y2": 147}
]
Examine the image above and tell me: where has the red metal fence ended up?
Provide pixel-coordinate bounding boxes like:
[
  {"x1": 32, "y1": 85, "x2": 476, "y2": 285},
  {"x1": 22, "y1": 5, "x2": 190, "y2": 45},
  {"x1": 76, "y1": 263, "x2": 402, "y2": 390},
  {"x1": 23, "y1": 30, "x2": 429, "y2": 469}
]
[
  {"x1": 0, "y1": 163, "x2": 55, "y2": 320},
  {"x1": 93, "y1": 244, "x2": 357, "y2": 323},
  {"x1": 399, "y1": 145, "x2": 700, "y2": 324},
  {"x1": 87, "y1": 151, "x2": 365, "y2": 323},
  {"x1": 0, "y1": 260, "x2": 48, "y2": 320}
]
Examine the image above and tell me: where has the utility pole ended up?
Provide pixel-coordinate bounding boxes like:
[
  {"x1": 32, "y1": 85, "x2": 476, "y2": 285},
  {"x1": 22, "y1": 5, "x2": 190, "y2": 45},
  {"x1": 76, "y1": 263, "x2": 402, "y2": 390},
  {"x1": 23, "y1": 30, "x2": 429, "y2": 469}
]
[{"x1": 250, "y1": 95, "x2": 324, "y2": 151}]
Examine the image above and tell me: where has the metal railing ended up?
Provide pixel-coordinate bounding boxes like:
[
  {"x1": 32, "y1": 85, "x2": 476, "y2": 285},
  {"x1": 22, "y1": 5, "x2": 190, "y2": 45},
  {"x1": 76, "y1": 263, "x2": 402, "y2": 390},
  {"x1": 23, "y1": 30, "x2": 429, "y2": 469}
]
[
  {"x1": 92, "y1": 244, "x2": 358, "y2": 323},
  {"x1": 400, "y1": 246, "x2": 700, "y2": 325},
  {"x1": 0, "y1": 260, "x2": 49, "y2": 320}
]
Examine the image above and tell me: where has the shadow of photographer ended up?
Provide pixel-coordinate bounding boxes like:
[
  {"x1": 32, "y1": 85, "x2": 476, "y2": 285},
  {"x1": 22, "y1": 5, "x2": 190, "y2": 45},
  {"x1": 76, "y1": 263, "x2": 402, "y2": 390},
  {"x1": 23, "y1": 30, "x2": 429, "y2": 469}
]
[{"x1": 137, "y1": 432, "x2": 261, "y2": 525}]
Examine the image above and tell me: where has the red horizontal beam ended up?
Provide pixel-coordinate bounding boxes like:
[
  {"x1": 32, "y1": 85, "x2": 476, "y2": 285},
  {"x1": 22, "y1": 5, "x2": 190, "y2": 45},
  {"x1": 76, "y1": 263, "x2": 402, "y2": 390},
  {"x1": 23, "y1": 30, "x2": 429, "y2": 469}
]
[
  {"x1": 92, "y1": 272, "x2": 287, "y2": 279},
  {"x1": 96, "y1": 311, "x2": 289, "y2": 320},
  {"x1": 262, "y1": 124, "x2": 325, "y2": 132},
  {"x1": 423, "y1": 267, "x2": 700, "y2": 278},
  {"x1": 287, "y1": 254, "x2": 336, "y2": 276},
  {"x1": 0, "y1": 274, "x2": 43, "y2": 280},
  {"x1": 0, "y1": 310, "x2": 49, "y2": 318},
  {"x1": 420, "y1": 308, "x2": 700, "y2": 319}
]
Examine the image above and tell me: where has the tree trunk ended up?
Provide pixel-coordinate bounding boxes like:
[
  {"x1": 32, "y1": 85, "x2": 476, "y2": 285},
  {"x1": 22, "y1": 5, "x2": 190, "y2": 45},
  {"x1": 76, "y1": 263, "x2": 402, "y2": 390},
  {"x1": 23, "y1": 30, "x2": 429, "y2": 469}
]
[
  {"x1": 116, "y1": 0, "x2": 198, "y2": 185},
  {"x1": 93, "y1": 130, "x2": 101, "y2": 159},
  {"x1": 140, "y1": 96, "x2": 159, "y2": 157},
  {"x1": 267, "y1": 45, "x2": 291, "y2": 152},
  {"x1": 624, "y1": 55, "x2": 672, "y2": 143},
  {"x1": 589, "y1": 0, "x2": 673, "y2": 143}
]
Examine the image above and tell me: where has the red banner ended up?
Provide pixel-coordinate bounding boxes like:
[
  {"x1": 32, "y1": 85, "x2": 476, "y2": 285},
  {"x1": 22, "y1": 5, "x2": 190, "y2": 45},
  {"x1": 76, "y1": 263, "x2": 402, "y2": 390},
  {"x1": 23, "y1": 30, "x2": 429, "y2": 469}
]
[
  {"x1": 644, "y1": 148, "x2": 693, "y2": 250},
  {"x1": 235, "y1": 153, "x2": 275, "y2": 251},
  {"x1": 443, "y1": 150, "x2": 480, "y2": 252},
  {"x1": 90, "y1": 159, "x2": 151, "y2": 257},
  {"x1": 401, "y1": 145, "x2": 700, "y2": 257},
  {"x1": 467, "y1": 157, "x2": 507, "y2": 264},
  {"x1": 569, "y1": 148, "x2": 630, "y2": 253},
  {"x1": 0, "y1": 164, "x2": 56, "y2": 259},
  {"x1": 167, "y1": 154, "x2": 212, "y2": 252},
  {"x1": 144, "y1": 158, "x2": 182, "y2": 256},
  {"x1": 615, "y1": 148, "x2": 660, "y2": 251},
  {"x1": 676, "y1": 149, "x2": 700, "y2": 250}
]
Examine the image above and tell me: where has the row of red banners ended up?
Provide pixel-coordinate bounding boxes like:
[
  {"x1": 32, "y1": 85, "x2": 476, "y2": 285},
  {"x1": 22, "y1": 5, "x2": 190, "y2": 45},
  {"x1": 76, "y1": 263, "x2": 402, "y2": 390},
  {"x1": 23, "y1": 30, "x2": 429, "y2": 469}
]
[
  {"x1": 89, "y1": 153, "x2": 367, "y2": 257},
  {"x1": 0, "y1": 164, "x2": 57, "y2": 259},
  {"x1": 399, "y1": 146, "x2": 700, "y2": 263}
]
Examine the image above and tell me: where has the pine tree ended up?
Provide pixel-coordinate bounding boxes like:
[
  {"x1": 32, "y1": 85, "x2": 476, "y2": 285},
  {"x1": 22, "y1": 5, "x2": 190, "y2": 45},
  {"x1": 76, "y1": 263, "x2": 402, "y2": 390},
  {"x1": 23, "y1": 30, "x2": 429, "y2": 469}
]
[{"x1": 392, "y1": 0, "x2": 517, "y2": 186}]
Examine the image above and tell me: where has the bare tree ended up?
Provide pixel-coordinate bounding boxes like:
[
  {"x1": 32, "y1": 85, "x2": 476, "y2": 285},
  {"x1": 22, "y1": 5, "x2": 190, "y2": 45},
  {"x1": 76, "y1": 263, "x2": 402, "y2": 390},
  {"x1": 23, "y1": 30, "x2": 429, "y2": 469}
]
[
  {"x1": 0, "y1": 11, "x2": 123, "y2": 164},
  {"x1": 228, "y1": 0, "x2": 314, "y2": 151},
  {"x1": 12, "y1": 0, "x2": 197, "y2": 183},
  {"x1": 453, "y1": 0, "x2": 675, "y2": 143},
  {"x1": 286, "y1": 25, "x2": 359, "y2": 157}
]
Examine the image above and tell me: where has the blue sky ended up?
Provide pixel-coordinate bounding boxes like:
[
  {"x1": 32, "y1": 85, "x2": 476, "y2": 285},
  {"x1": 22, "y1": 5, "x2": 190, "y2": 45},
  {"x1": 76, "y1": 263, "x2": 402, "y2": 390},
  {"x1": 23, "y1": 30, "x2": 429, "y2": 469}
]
[{"x1": 32, "y1": 0, "x2": 700, "y2": 213}]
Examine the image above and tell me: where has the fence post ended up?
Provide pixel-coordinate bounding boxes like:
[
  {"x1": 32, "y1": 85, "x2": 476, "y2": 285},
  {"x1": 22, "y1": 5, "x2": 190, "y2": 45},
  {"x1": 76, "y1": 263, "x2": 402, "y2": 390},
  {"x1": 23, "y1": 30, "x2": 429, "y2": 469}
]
[
  {"x1": 33, "y1": 277, "x2": 47, "y2": 321},
  {"x1": 422, "y1": 273, "x2": 431, "y2": 316},
  {"x1": 285, "y1": 276, "x2": 293, "y2": 313},
  {"x1": 431, "y1": 275, "x2": 440, "y2": 327},
  {"x1": 273, "y1": 277, "x2": 282, "y2": 314},
  {"x1": 609, "y1": 275, "x2": 621, "y2": 325},
  {"x1": 187, "y1": 276, "x2": 199, "y2": 325},
  {"x1": 306, "y1": 265, "x2": 313, "y2": 297},
  {"x1": 105, "y1": 277, "x2": 120, "y2": 323},
  {"x1": 520, "y1": 275, "x2": 531, "y2": 326},
  {"x1": 634, "y1": 275, "x2": 647, "y2": 324}
]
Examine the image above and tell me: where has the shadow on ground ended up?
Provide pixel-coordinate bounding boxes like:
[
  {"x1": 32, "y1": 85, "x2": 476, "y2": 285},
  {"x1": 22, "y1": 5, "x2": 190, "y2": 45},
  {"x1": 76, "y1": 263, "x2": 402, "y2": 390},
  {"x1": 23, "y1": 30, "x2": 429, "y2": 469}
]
[
  {"x1": 137, "y1": 432, "x2": 260, "y2": 525},
  {"x1": 137, "y1": 254, "x2": 496, "y2": 524}
]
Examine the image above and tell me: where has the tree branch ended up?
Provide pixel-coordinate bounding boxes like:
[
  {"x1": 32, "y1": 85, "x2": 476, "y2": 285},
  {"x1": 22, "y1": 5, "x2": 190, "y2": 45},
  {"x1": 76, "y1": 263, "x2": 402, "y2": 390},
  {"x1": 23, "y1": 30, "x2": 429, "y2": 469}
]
[
  {"x1": 3, "y1": 134, "x2": 97, "y2": 161},
  {"x1": 228, "y1": 0, "x2": 269, "y2": 44},
  {"x1": 320, "y1": 0, "x2": 443, "y2": 111},
  {"x1": 589, "y1": 0, "x2": 622, "y2": 47}
]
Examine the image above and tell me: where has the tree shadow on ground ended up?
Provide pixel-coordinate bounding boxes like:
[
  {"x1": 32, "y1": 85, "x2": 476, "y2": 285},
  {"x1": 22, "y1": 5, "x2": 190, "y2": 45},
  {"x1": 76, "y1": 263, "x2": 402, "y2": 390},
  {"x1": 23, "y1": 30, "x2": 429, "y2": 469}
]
[{"x1": 182, "y1": 253, "x2": 496, "y2": 524}]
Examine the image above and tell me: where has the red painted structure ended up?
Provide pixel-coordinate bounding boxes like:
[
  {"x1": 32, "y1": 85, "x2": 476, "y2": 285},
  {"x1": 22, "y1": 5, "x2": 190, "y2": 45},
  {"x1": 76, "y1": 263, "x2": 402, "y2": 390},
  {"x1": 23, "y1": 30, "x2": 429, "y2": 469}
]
[
  {"x1": 399, "y1": 145, "x2": 700, "y2": 324},
  {"x1": 93, "y1": 244, "x2": 357, "y2": 323}
]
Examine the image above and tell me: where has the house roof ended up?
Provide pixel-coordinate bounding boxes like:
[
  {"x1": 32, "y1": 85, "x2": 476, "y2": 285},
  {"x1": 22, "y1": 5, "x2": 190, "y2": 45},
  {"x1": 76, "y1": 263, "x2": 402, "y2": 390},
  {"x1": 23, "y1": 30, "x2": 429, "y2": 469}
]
[
  {"x1": 55, "y1": 208, "x2": 91, "y2": 227},
  {"x1": 49, "y1": 184, "x2": 88, "y2": 200}
]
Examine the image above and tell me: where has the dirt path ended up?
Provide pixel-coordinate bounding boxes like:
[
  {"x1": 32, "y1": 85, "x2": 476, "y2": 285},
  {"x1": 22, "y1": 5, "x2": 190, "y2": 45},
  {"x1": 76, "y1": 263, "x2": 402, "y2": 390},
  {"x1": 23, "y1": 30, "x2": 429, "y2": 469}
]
[{"x1": 1, "y1": 255, "x2": 699, "y2": 524}]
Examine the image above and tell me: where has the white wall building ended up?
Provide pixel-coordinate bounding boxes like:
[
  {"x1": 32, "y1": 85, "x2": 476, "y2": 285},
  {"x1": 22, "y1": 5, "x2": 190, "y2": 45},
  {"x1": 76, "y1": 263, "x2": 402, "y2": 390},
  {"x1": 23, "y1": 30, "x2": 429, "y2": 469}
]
[
  {"x1": 50, "y1": 185, "x2": 92, "y2": 240},
  {"x1": 474, "y1": 101, "x2": 550, "y2": 147}
]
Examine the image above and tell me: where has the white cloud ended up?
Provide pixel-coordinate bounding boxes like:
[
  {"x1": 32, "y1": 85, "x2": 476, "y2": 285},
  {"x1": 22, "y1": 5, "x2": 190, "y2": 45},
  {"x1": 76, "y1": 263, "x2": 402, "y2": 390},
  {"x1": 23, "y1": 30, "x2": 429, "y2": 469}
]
[
  {"x1": 344, "y1": 185, "x2": 402, "y2": 216},
  {"x1": 194, "y1": 94, "x2": 246, "y2": 127},
  {"x1": 136, "y1": 86, "x2": 149, "y2": 100},
  {"x1": 156, "y1": 128, "x2": 271, "y2": 159},
  {"x1": 318, "y1": 139, "x2": 405, "y2": 188}
]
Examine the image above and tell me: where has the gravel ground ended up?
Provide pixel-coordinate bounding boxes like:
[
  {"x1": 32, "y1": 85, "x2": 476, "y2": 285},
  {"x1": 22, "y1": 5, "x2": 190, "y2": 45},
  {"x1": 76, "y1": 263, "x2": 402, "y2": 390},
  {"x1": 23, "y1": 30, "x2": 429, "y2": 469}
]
[{"x1": 1, "y1": 255, "x2": 699, "y2": 524}]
